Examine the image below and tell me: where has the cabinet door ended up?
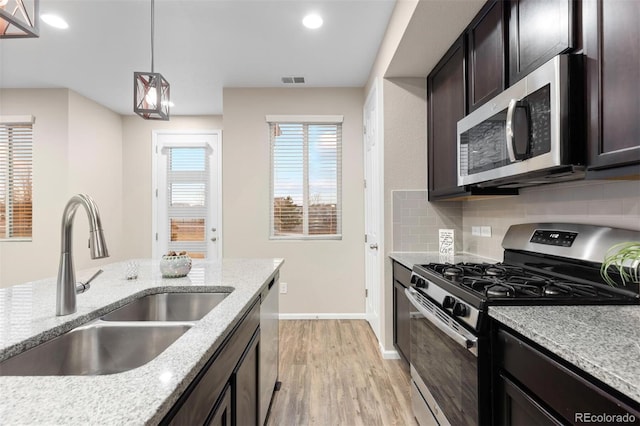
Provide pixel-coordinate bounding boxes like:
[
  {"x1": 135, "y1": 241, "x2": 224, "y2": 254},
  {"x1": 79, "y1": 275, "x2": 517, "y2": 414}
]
[
  {"x1": 467, "y1": 0, "x2": 505, "y2": 112},
  {"x1": 235, "y1": 332, "x2": 259, "y2": 426},
  {"x1": 427, "y1": 36, "x2": 467, "y2": 200},
  {"x1": 585, "y1": 0, "x2": 640, "y2": 173},
  {"x1": 393, "y1": 280, "x2": 411, "y2": 364},
  {"x1": 508, "y1": 0, "x2": 574, "y2": 84},
  {"x1": 496, "y1": 373, "x2": 562, "y2": 426},
  {"x1": 206, "y1": 385, "x2": 232, "y2": 426}
]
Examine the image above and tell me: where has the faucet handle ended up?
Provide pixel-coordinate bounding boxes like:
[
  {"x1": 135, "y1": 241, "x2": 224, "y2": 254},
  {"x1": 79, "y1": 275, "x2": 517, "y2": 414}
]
[{"x1": 76, "y1": 269, "x2": 103, "y2": 294}]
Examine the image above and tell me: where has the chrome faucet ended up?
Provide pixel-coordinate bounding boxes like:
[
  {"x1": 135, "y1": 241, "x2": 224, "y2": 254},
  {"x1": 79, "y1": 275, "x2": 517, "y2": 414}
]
[{"x1": 56, "y1": 194, "x2": 109, "y2": 316}]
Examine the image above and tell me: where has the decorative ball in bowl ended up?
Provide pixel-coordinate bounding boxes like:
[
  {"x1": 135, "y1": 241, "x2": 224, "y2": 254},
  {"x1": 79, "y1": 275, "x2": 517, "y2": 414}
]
[{"x1": 160, "y1": 251, "x2": 192, "y2": 278}]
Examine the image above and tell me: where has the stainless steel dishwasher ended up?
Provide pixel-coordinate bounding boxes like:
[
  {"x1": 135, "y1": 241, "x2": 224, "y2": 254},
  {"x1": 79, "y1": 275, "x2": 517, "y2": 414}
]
[{"x1": 259, "y1": 276, "x2": 280, "y2": 425}]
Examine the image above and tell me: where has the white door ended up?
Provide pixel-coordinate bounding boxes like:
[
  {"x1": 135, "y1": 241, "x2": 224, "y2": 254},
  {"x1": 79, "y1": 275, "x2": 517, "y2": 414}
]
[
  {"x1": 153, "y1": 131, "x2": 222, "y2": 259},
  {"x1": 364, "y1": 82, "x2": 381, "y2": 341}
]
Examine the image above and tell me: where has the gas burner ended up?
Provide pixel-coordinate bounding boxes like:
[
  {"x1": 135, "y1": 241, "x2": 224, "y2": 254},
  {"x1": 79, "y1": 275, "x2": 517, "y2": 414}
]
[
  {"x1": 486, "y1": 284, "x2": 513, "y2": 298},
  {"x1": 444, "y1": 267, "x2": 463, "y2": 281},
  {"x1": 485, "y1": 266, "x2": 506, "y2": 276}
]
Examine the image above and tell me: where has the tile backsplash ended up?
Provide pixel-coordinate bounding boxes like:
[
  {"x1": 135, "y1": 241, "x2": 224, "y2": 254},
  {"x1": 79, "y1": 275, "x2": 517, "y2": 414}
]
[
  {"x1": 392, "y1": 190, "x2": 463, "y2": 252},
  {"x1": 463, "y1": 179, "x2": 640, "y2": 260},
  {"x1": 392, "y1": 180, "x2": 640, "y2": 261}
]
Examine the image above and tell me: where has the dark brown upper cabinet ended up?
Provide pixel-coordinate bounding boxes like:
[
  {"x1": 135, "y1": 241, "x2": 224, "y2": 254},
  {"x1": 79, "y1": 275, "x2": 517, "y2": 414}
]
[
  {"x1": 427, "y1": 36, "x2": 467, "y2": 201},
  {"x1": 508, "y1": 0, "x2": 575, "y2": 85},
  {"x1": 584, "y1": 0, "x2": 640, "y2": 177},
  {"x1": 467, "y1": 0, "x2": 505, "y2": 113}
]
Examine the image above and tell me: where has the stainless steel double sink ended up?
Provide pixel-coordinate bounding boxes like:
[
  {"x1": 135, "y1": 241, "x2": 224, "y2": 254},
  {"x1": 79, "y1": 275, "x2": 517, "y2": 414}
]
[{"x1": 0, "y1": 292, "x2": 230, "y2": 376}]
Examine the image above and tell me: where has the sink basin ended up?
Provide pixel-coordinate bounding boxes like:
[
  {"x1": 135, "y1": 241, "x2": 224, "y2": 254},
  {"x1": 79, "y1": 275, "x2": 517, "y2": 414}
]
[
  {"x1": 0, "y1": 322, "x2": 191, "y2": 376},
  {"x1": 101, "y1": 292, "x2": 230, "y2": 322}
]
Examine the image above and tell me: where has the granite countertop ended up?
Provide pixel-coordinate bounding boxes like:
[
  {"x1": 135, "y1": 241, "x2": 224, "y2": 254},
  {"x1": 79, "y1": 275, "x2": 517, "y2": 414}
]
[
  {"x1": 490, "y1": 305, "x2": 640, "y2": 404},
  {"x1": 0, "y1": 258, "x2": 283, "y2": 425},
  {"x1": 389, "y1": 251, "x2": 500, "y2": 269}
]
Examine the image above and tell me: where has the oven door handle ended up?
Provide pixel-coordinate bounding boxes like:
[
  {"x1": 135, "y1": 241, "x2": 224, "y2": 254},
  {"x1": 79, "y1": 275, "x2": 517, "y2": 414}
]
[{"x1": 405, "y1": 287, "x2": 478, "y2": 356}]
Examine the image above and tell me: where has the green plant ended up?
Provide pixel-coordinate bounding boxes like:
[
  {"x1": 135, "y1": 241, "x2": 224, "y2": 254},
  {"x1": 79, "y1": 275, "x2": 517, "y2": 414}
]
[{"x1": 600, "y1": 242, "x2": 640, "y2": 286}]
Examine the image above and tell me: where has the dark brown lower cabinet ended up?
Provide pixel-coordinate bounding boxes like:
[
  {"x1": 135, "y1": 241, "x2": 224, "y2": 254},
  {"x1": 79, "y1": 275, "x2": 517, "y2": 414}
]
[
  {"x1": 494, "y1": 327, "x2": 640, "y2": 425},
  {"x1": 393, "y1": 280, "x2": 411, "y2": 364},
  {"x1": 392, "y1": 261, "x2": 412, "y2": 364},
  {"x1": 234, "y1": 331, "x2": 259, "y2": 426},
  {"x1": 206, "y1": 385, "x2": 232, "y2": 426},
  {"x1": 162, "y1": 300, "x2": 261, "y2": 425}
]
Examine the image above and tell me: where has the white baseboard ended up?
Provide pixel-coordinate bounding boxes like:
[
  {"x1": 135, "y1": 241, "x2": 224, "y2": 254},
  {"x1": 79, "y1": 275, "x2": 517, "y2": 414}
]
[
  {"x1": 379, "y1": 343, "x2": 401, "y2": 360},
  {"x1": 278, "y1": 313, "x2": 367, "y2": 320}
]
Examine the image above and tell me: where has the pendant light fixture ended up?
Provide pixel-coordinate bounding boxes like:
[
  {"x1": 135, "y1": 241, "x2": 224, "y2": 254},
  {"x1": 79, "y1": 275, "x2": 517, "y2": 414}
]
[
  {"x1": 134, "y1": 0, "x2": 170, "y2": 120},
  {"x1": 0, "y1": 0, "x2": 39, "y2": 38}
]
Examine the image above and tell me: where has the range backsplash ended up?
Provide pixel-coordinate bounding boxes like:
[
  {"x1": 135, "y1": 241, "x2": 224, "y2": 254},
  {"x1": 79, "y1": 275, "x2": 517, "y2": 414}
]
[
  {"x1": 392, "y1": 190, "x2": 462, "y2": 252},
  {"x1": 392, "y1": 180, "x2": 640, "y2": 261},
  {"x1": 463, "y1": 180, "x2": 640, "y2": 260}
]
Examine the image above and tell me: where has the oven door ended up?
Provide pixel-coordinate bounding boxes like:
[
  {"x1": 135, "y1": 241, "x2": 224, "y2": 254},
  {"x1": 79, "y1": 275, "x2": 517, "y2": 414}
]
[{"x1": 406, "y1": 287, "x2": 479, "y2": 426}]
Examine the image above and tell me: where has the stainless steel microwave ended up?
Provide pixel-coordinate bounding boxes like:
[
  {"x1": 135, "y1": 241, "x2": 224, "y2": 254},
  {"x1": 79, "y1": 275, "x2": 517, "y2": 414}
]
[{"x1": 457, "y1": 54, "x2": 584, "y2": 189}]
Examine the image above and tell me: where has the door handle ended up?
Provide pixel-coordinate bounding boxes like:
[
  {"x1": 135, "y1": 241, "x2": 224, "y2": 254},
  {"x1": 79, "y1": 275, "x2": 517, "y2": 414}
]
[
  {"x1": 369, "y1": 243, "x2": 378, "y2": 250},
  {"x1": 211, "y1": 237, "x2": 217, "y2": 242}
]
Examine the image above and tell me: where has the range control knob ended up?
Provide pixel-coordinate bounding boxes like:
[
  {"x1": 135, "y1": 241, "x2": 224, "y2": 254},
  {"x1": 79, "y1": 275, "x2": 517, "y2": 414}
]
[
  {"x1": 452, "y1": 302, "x2": 469, "y2": 318},
  {"x1": 410, "y1": 274, "x2": 427, "y2": 288},
  {"x1": 442, "y1": 295, "x2": 456, "y2": 309}
]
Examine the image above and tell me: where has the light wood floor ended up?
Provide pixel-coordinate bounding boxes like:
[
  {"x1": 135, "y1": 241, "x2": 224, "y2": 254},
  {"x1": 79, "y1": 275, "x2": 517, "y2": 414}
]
[{"x1": 266, "y1": 320, "x2": 417, "y2": 426}]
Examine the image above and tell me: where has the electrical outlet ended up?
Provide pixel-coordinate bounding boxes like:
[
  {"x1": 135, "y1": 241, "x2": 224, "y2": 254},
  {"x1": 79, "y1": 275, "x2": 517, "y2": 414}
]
[
  {"x1": 481, "y1": 226, "x2": 492, "y2": 237},
  {"x1": 280, "y1": 282, "x2": 288, "y2": 294},
  {"x1": 472, "y1": 226, "x2": 481, "y2": 236}
]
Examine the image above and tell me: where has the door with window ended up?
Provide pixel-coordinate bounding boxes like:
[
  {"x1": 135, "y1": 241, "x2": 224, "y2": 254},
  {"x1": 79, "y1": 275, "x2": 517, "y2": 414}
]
[{"x1": 153, "y1": 131, "x2": 221, "y2": 259}]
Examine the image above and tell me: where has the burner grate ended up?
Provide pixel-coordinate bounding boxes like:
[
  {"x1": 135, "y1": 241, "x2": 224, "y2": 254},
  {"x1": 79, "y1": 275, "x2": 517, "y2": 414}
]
[{"x1": 422, "y1": 261, "x2": 618, "y2": 300}]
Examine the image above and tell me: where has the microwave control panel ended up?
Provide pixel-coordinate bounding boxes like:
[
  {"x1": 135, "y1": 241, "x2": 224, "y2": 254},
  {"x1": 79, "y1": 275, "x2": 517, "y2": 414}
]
[{"x1": 530, "y1": 230, "x2": 578, "y2": 247}]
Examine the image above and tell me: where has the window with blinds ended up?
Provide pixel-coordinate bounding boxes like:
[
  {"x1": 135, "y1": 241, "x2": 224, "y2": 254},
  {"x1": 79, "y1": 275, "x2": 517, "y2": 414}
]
[
  {"x1": 269, "y1": 120, "x2": 342, "y2": 239},
  {"x1": 165, "y1": 146, "x2": 209, "y2": 258},
  {"x1": 0, "y1": 117, "x2": 33, "y2": 241}
]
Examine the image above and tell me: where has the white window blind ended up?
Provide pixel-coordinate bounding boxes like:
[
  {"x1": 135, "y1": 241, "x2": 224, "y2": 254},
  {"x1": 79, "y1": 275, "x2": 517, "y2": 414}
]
[
  {"x1": 164, "y1": 146, "x2": 209, "y2": 257},
  {"x1": 0, "y1": 118, "x2": 33, "y2": 240},
  {"x1": 269, "y1": 121, "x2": 342, "y2": 239}
]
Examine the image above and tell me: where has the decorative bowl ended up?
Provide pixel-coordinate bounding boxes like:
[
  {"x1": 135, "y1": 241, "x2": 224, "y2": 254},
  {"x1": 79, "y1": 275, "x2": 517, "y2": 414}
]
[{"x1": 160, "y1": 253, "x2": 192, "y2": 278}]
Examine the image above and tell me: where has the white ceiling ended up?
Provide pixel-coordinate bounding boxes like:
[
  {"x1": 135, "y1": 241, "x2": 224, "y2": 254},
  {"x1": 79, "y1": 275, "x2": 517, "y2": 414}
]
[
  {"x1": 0, "y1": 0, "x2": 396, "y2": 116},
  {"x1": 1, "y1": 0, "x2": 490, "y2": 117}
]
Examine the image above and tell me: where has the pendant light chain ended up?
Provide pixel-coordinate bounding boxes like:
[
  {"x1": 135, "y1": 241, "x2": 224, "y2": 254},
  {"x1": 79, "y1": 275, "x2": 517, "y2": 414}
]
[
  {"x1": 150, "y1": 0, "x2": 155, "y2": 73},
  {"x1": 134, "y1": 0, "x2": 169, "y2": 120}
]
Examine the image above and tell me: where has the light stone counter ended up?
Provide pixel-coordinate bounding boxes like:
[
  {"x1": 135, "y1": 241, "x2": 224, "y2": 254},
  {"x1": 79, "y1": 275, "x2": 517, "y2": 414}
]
[
  {"x1": 489, "y1": 305, "x2": 640, "y2": 404},
  {"x1": 0, "y1": 258, "x2": 283, "y2": 425}
]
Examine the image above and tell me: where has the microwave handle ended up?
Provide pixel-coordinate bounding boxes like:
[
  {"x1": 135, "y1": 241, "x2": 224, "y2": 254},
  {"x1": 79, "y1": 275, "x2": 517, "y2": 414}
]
[{"x1": 505, "y1": 99, "x2": 518, "y2": 163}]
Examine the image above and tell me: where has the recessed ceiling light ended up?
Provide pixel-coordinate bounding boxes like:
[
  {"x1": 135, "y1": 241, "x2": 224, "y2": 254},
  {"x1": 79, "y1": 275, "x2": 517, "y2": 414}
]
[
  {"x1": 302, "y1": 14, "x2": 323, "y2": 29},
  {"x1": 41, "y1": 14, "x2": 69, "y2": 30}
]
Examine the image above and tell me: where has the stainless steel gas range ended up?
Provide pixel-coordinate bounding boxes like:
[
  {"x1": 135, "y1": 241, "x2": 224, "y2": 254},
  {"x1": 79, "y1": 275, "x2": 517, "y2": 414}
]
[{"x1": 406, "y1": 223, "x2": 640, "y2": 426}]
